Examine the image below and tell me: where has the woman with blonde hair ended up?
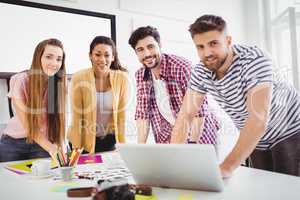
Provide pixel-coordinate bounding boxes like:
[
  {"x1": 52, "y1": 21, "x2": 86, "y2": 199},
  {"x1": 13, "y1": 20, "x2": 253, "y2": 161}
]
[
  {"x1": 68, "y1": 36, "x2": 128, "y2": 153},
  {"x1": 0, "y1": 38, "x2": 66, "y2": 162}
]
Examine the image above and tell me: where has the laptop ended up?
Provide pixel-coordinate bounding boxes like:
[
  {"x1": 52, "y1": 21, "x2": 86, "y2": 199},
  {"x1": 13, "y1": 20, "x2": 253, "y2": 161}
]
[{"x1": 117, "y1": 144, "x2": 224, "y2": 192}]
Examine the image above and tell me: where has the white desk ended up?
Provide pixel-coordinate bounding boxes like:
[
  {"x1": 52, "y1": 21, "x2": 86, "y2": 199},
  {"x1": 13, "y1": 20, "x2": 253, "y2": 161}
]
[{"x1": 0, "y1": 152, "x2": 299, "y2": 200}]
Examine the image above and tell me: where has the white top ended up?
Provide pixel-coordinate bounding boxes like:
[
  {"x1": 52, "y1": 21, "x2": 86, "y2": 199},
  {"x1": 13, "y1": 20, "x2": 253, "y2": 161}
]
[
  {"x1": 152, "y1": 74, "x2": 175, "y2": 125},
  {"x1": 96, "y1": 90, "x2": 113, "y2": 137}
]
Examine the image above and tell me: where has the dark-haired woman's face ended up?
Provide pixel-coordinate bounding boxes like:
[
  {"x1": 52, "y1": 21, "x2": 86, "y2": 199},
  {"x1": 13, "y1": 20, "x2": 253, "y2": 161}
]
[
  {"x1": 41, "y1": 45, "x2": 63, "y2": 76},
  {"x1": 90, "y1": 44, "x2": 114, "y2": 72}
]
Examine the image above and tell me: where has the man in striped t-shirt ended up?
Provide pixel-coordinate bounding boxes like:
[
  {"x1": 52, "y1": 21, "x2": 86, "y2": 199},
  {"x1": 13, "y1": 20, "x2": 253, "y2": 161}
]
[
  {"x1": 128, "y1": 26, "x2": 220, "y2": 145},
  {"x1": 171, "y1": 15, "x2": 300, "y2": 177}
]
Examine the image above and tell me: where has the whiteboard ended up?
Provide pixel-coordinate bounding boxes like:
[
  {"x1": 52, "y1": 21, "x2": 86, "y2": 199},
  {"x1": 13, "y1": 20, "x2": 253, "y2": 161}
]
[{"x1": 0, "y1": 1, "x2": 115, "y2": 74}]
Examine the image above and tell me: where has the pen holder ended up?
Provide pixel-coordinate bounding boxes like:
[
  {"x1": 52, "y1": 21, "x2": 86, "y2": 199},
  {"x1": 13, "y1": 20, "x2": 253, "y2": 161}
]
[{"x1": 60, "y1": 166, "x2": 74, "y2": 181}]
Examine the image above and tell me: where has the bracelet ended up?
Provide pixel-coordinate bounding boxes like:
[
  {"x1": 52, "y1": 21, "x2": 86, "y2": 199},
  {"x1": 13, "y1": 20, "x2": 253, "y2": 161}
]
[{"x1": 188, "y1": 140, "x2": 197, "y2": 144}]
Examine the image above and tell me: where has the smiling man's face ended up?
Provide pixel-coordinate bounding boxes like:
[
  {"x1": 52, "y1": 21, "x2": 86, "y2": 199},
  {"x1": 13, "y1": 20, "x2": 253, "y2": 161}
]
[{"x1": 135, "y1": 36, "x2": 162, "y2": 69}]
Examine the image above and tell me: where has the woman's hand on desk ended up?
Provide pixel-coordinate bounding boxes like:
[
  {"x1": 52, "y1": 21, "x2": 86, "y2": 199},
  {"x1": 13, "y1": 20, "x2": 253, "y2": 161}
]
[{"x1": 49, "y1": 144, "x2": 59, "y2": 166}]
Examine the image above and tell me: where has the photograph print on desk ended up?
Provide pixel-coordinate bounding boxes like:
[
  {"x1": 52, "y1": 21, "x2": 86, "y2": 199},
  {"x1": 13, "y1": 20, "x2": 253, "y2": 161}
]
[{"x1": 77, "y1": 154, "x2": 103, "y2": 165}]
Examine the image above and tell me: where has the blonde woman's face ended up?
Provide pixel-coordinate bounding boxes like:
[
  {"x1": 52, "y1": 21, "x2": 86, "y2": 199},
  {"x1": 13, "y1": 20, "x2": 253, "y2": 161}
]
[{"x1": 41, "y1": 45, "x2": 63, "y2": 76}]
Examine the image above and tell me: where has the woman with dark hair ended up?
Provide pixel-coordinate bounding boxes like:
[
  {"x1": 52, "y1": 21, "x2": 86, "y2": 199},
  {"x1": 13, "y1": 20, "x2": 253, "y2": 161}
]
[
  {"x1": 0, "y1": 38, "x2": 67, "y2": 162},
  {"x1": 68, "y1": 36, "x2": 128, "y2": 153}
]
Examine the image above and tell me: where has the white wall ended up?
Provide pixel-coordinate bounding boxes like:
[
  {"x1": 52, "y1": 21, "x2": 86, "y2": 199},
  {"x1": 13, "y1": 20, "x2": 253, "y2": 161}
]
[
  {"x1": 1, "y1": 0, "x2": 250, "y2": 159},
  {"x1": 0, "y1": 2, "x2": 112, "y2": 74},
  {"x1": 243, "y1": 0, "x2": 266, "y2": 47},
  {"x1": 21, "y1": 0, "x2": 247, "y2": 63},
  {"x1": 0, "y1": 80, "x2": 9, "y2": 123}
]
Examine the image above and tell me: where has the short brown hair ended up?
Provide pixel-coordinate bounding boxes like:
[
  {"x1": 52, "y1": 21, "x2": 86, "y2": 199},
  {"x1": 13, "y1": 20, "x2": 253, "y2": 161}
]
[
  {"x1": 189, "y1": 15, "x2": 226, "y2": 38},
  {"x1": 128, "y1": 26, "x2": 160, "y2": 49}
]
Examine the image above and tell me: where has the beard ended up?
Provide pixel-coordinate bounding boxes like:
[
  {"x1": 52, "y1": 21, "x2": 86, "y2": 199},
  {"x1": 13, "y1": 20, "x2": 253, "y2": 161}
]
[
  {"x1": 142, "y1": 54, "x2": 160, "y2": 69},
  {"x1": 203, "y1": 52, "x2": 228, "y2": 72}
]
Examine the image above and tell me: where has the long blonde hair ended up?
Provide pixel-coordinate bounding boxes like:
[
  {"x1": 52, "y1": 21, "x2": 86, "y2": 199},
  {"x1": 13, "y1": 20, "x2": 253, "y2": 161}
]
[{"x1": 26, "y1": 38, "x2": 66, "y2": 145}]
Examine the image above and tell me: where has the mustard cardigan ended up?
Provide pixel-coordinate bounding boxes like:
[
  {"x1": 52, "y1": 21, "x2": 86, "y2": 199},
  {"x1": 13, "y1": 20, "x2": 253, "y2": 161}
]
[{"x1": 67, "y1": 68, "x2": 128, "y2": 153}]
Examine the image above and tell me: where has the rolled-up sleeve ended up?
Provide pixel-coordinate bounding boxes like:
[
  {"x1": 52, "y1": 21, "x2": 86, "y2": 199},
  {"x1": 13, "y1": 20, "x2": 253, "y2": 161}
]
[
  {"x1": 188, "y1": 64, "x2": 208, "y2": 95},
  {"x1": 135, "y1": 70, "x2": 150, "y2": 120}
]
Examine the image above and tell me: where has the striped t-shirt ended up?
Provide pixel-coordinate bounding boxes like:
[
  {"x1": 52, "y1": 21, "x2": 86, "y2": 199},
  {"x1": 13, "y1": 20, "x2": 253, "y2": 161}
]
[{"x1": 189, "y1": 44, "x2": 300, "y2": 150}]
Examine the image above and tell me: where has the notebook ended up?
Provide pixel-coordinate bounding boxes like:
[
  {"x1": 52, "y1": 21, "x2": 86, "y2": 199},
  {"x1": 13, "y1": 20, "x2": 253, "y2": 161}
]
[{"x1": 117, "y1": 144, "x2": 224, "y2": 192}]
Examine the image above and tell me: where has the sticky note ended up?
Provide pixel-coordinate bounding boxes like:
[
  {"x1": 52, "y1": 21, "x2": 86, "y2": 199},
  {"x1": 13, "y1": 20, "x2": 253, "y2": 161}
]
[
  {"x1": 178, "y1": 194, "x2": 193, "y2": 200},
  {"x1": 135, "y1": 194, "x2": 157, "y2": 200}
]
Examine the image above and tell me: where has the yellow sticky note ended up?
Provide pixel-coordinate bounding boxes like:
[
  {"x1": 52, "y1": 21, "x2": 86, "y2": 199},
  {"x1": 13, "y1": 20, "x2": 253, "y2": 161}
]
[
  {"x1": 135, "y1": 194, "x2": 157, "y2": 200},
  {"x1": 6, "y1": 160, "x2": 34, "y2": 173},
  {"x1": 51, "y1": 159, "x2": 58, "y2": 168},
  {"x1": 178, "y1": 194, "x2": 193, "y2": 200}
]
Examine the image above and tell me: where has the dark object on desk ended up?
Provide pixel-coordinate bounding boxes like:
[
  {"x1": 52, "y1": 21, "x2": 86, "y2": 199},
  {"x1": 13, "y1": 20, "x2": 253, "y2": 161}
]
[
  {"x1": 94, "y1": 184, "x2": 152, "y2": 200},
  {"x1": 67, "y1": 182, "x2": 152, "y2": 199},
  {"x1": 67, "y1": 187, "x2": 95, "y2": 197},
  {"x1": 67, "y1": 185, "x2": 134, "y2": 199},
  {"x1": 130, "y1": 184, "x2": 152, "y2": 196},
  {"x1": 78, "y1": 175, "x2": 94, "y2": 180},
  {"x1": 95, "y1": 178, "x2": 134, "y2": 200},
  {"x1": 93, "y1": 184, "x2": 134, "y2": 200},
  {"x1": 26, "y1": 164, "x2": 32, "y2": 168}
]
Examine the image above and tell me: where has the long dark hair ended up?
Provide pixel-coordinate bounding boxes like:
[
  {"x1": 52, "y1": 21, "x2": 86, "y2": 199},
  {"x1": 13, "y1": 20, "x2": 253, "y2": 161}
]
[
  {"x1": 90, "y1": 36, "x2": 127, "y2": 71},
  {"x1": 26, "y1": 38, "x2": 66, "y2": 145}
]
